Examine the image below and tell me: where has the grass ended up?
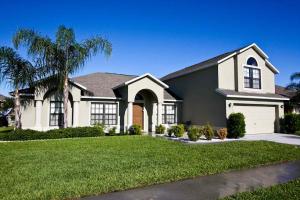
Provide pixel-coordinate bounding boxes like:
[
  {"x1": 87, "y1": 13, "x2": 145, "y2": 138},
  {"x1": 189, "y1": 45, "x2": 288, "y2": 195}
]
[
  {"x1": 222, "y1": 179, "x2": 300, "y2": 200},
  {"x1": 0, "y1": 136, "x2": 300, "y2": 200},
  {"x1": 0, "y1": 126, "x2": 13, "y2": 133}
]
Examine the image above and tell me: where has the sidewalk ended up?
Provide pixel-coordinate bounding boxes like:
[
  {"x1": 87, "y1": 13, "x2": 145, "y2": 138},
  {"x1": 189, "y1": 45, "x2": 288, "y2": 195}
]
[{"x1": 83, "y1": 160, "x2": 300, "y2": 200}]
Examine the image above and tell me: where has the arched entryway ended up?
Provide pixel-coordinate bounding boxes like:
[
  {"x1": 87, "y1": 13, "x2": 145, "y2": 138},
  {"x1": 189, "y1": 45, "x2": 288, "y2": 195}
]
[{"x1": 132, "y1": 89, "x2": 158, "y2": 132}]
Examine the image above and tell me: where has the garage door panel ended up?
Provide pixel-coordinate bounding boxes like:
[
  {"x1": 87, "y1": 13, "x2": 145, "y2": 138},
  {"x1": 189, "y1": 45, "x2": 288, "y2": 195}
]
[{"x1": 234, "y1": 105, "x2": 276, "y2": 134}]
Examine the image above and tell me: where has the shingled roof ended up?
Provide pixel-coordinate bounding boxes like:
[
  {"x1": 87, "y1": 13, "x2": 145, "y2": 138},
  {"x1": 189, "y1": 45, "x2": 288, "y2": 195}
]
[
  {"x1": 161, "y1": 43, "x2": 276, "y2": 81},
  {"x1": 72, "y1": 72, "x2": 178, "y2": 100},
  {"x1": 0, "y1": 94, "x2": 6, "y2": 101},
  {"x1": 275, "y1": 85, "x2": 297, "y2": 98}
]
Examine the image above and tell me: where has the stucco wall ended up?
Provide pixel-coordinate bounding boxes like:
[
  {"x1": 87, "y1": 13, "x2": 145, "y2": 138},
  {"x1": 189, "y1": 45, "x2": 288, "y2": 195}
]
[
  {"x1": 218, "y1": 47, "x2": 276, "y2": 94},
  {"x1": 164, "y1": 66, "x2": 227, "y2": 127},
  {"x1": 21, "y1": 99, "x2": 36, "y2": 129}
]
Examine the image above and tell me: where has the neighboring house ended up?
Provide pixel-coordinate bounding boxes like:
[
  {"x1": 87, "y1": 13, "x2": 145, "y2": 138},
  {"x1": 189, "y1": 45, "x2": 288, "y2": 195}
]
[
  {"x1": 275, "y1": 85, "x2": 300, "y2": 114},
  {"x1": 19, "y1": 43, "x2": 288, "y2": 134}
]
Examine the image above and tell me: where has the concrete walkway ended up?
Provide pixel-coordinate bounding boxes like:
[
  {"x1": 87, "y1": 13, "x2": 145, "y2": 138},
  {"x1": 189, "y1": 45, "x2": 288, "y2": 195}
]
[{"x1": 83, "y1": 160, "x2": 300, "y2": 200}]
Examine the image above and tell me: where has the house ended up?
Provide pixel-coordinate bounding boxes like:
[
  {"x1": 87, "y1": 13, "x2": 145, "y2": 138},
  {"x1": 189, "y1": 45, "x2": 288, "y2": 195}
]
[
  {"x1": 275, "y1": 85, "x2": 300, "y2": 114},
  {"x1": 18, "y1": 43, "x2": 288, "y2": 134}
]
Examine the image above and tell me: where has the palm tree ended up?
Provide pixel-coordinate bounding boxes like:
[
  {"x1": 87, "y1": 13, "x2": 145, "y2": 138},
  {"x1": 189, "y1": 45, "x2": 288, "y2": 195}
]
[
  {"x1": 13, "y1": 25, "x2": 112, "y2": 128},
  {"x1": 0, "y1": 47, "x2": 35, "y2": 129},
  {"x1": 287, "y1": 72, "x2": 300, "y2": 103}
]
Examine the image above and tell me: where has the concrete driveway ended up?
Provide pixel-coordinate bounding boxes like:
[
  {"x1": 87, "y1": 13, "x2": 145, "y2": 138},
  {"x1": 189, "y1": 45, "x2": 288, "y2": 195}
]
[{"x1": 242, "y1": 133, "x2": 300, "y2": 146}]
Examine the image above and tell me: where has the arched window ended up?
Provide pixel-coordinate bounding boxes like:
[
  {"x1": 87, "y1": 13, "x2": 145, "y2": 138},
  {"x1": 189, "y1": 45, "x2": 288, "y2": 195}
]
[
  {"x1": 247, "y1": 57, "x2": 258, "y2": 66},
  {"x1": 244, "y1": 57, "x2": 261, "y2": 89}
]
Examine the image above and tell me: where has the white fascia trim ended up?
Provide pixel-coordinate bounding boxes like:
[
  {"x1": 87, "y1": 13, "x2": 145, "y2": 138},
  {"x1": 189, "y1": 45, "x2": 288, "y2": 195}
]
[
  {"x1": 115, "y1": 73, "x2": 169, "y2": 89},
  {"x1": 239, "y1": 43, "x2": 269, "y2": 59},
  {"x1": 19, "y1": 93, "x2": 35, "y2": 96},
  {"x1": 81, "y1": 96, "x2": 122, "y2": 100},
  {"x1": 164, "y1": 99, "x2": 183, "y2": 102},
  {"x1": 70, "y1": 80, "x2": 87, "y2": 90},
  {"x1": 217, "y1": 52, "x2": 237, "y2": 64},
  {"x1": 226, "y1": 94, "x2": 289, "y2": 101},
  {"x1": 215, "y1": 89, "x2": 289, "y2": 101},
  {"x1": 265, "y1": 60, "x2": 280, "y2": 74}
]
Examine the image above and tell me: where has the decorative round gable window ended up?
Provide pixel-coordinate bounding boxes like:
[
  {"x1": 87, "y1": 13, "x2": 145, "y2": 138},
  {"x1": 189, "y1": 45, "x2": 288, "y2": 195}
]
[{"x1": 247, "y1": 57, "x2": 258, "y2": 66}]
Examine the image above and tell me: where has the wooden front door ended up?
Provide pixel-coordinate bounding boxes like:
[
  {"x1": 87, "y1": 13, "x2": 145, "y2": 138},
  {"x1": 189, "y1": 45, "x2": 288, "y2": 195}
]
[{"x1": 133, "y1": 103, "x2": 143, "y2": 129}]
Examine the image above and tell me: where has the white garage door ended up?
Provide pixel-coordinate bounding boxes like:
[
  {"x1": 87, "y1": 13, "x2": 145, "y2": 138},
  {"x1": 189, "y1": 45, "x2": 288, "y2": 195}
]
[{"x1": 234, "y1": 105, "x2": 276, "y2": 134}]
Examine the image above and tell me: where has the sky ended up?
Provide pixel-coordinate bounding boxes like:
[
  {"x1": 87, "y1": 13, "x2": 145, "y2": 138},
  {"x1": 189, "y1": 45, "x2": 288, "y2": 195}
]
[{"x1": 0, "y1": 0, "x2": 299, "y2": 95}]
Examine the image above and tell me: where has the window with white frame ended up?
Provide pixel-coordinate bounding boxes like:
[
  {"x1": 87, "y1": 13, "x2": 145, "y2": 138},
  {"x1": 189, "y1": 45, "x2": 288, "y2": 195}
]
[
  {"x1": 244, "y1": 57, "x2": 261, "y2": 89},
  {"x1": 50, "y1": 101, "x2": 64, "y2": 126},
  {"x1": 90, "y1": 103, "x2": 117, "y2": 125},
  {"x1": 162, "y1": 104, "x2": 176, "y2": 124}
]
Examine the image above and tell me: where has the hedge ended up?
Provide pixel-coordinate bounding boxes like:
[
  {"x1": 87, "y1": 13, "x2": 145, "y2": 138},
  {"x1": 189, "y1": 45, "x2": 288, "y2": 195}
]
[
  {"x1": 227, "y1": 113, "x2": 246, "y2": 138},
  {"x1": 281, "y1": 113, "x2": 300, "y2": 134},
  {"x1": 0, "y1": 126, "x2": 105, "y2": 141}
]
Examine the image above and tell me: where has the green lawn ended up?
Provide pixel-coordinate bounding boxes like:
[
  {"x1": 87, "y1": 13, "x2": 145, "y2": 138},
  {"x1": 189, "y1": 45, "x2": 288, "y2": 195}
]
[
  {"x1": 1, "y1": 136, "x2": 300, "y2": 200},
  {"x1": 0, "y1": 126, "x2": 13, "y2": 133},
  {"x1": 223, "y1": 179, "x2": 300, "y2": 200}
]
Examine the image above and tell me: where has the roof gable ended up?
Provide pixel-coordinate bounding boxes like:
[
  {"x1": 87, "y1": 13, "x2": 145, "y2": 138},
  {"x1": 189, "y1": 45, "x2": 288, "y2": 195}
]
[{"x1": 161, "y1": 43, "x2": 279, "y2": 81}]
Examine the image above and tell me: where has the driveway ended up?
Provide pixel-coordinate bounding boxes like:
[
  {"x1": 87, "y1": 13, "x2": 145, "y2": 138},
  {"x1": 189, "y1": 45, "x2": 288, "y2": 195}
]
[{"x1": 242, "y1": 133, "x2": 300, "y2": 146}]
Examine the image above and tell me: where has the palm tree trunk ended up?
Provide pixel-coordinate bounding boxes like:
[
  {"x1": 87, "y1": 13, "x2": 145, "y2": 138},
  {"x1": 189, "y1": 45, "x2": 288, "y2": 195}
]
[
  {"x1": 63, "y1": 76, "x2": 69, "y2": 128},
  {"x1": 14, "y1": 88, "x2": 22, "y2": 129}
]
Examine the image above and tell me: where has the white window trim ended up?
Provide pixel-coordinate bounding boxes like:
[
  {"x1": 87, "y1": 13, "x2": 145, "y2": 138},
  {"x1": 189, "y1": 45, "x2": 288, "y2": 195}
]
[
  {"x1": 242, "y1": 56, "x2": 263, "y2": 92},
  {"x1": 162, "y1": 103, "x2": 177, "y2": 124},
  {"x1": 89, "y1": 101, "x2": 119, "y2": 126}
]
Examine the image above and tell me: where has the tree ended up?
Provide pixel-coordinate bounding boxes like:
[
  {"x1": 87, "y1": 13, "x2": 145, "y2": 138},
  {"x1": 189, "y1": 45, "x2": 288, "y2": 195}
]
[
  {"x1": 287, "y1": 72, "x2": 300, "y2": 105},
  {"x1": 0, "y1": 47, "x2": 35, "y2": 128},
  {"x1": 13, "y1": 25, "x2": 112, "y2": 128}
]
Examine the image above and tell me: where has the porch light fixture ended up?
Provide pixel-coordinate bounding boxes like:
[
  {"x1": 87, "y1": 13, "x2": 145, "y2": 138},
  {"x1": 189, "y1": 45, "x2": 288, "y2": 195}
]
[
  {"x1": 228, "y1": 103, "x2": 232, "y2": 107},
  {"x1": 280, "y1": 105, "x2": 284, "y2": 108}
]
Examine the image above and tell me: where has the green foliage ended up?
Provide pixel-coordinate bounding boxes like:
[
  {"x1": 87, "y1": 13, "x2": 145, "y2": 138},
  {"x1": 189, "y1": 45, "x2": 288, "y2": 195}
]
[
  {"x1": 227, "y1": 113, "x2": 246, "y2": 138},
  {"x1": 202, "y1": 123, "x2": 214, "y2": 140},
  {"x1": 217, "y1": 128, "x2": 228, "y2": 140},
  {"x1": 155, "y1": 124, "x2": 166, "y2": 134},
  {"x1": 1, "y1": 138, "x2": 300, "y2": 200},
  {"x1": 0, "y1": 126, "x2": 104, "y2": 141},
  {"x1": 129, "y1": 125, "x2": 142, "y2": 135},
  {"x1": 282, "y1": 113, "x2": 300, "y2": 134},
  {"x1": 167, "y1": 127, "x2": 173, "y2": 137},
  {"x1": 172, "y1": 124, "x2": 185, "y2": 137},
  {"x1": 0, "y1": 116, "x2": 8, "y2": 127},
  {"x1": 187, "y1": 126, "x2": 201, "y2": 141},
  {"x1": 0, "y1": 97, "x2": 14, "y2": 111},
  {"x1": 107, "y1": 127, "x2": 117, "y2": 136}
]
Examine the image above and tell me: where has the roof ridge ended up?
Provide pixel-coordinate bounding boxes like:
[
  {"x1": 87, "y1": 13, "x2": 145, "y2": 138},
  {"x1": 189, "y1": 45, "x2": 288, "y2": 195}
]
[{"x1": 72, "y1": 71, "x2": 138, "y2": 79}]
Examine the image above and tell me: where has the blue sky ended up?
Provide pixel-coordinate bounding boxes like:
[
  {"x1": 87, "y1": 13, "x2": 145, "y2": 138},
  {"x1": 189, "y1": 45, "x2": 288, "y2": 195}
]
[{"x1": 1, "y1": 0, "x2": 299, "y2": 95}]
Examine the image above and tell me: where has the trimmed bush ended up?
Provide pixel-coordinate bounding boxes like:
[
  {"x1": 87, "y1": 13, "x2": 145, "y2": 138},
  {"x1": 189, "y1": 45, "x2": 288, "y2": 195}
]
[
  {"x1": 202, "y1": 123, "x2": 214, "y2": 140},
  {"x1": 217, "y1": 128, "x2": 228, "y2": 140},
  {"x1": 282, "y1": 113, "x2": 300, "y2": 134},
  {"x1": 129, "y1": 125, "x2": 142, "y2": 135},
  {"x1": 227, "y1": 113, "x2": 246, "y2": 138},
  {"x1": 173, "y1": 124, "x2": 185, "y2": 138},
  {"x1": 0, "y1": 116, "x2": 8, "y2": 127},
  {"x1": 0, "y1": 126, "x2": 105, "y2": 141},
  {"x1": 155, "y1": 124, "x2": 166, "y2": 134},
  {"x1": 187, "y1": 126, "x2": 201, "y2": 141},
  {"x1": 107, "y1": 127, "x2": 117, "y2": 136}
]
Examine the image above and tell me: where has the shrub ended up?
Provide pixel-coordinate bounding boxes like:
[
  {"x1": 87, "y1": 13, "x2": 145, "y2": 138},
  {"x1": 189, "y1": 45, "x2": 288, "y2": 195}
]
[
  {"x1": 107, "y1": 127, "x2": 117, "y2": 136},
  {"x1": 0, "y1": 126, "x2": 105, "y2": 141},
  {"x1": 282, "y1": 113, "x2": 300, "y2": 134},
  {"x1": 173, "y1": 124, "x2": 185, "y2": 138},
  {"x1": 202, "y1": 123, "x2": 214, "y2": 140},
  {"x1": 217, "y1": 128, "x2": 228, "y2": 140},
  {"x1": 155, "y1": 124, "x2": 166, "y2": 134},
  {"x1": 129, "y1": 125, "x2": 142, "y2": 135},
  {"x1": 167, "y1": 127, "x2": 173, "y2": 137},
  {"x1": 187, "y1": 126, "x2": 201, "y2": 141},
  {"x1": 227, "y1": 113, "x2": 246, "y2": 138}
]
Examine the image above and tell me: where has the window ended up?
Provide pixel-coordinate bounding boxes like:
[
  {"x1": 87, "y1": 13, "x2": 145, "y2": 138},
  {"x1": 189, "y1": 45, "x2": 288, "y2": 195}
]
[
  {"x1": 162, "y1": 104, "x2": 176, "y2": 124},
  {"x1": 244, "y1": 67, "x2": 261, "y2": 89},
  {"x1": 91, "y1": 103, "x2": 117, "y2": 125},
  {"x1": 247, "y1": 57, "x2": 258, "y2": 66},
  {"x1": 50, "y1": 101, "x2": 64, "y2": 126}
]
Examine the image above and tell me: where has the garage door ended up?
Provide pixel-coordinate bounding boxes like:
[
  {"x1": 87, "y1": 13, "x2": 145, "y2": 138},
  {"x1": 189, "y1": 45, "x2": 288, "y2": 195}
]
[{"x1": 234, "y1": 105, "x2": 276, "y2": 134}]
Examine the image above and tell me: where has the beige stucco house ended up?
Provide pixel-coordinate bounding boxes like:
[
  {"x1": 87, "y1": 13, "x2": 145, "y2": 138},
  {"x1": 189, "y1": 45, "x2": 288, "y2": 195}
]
[{"x1": 19, "y1": 43, "x2": 288, "y2": 134}]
